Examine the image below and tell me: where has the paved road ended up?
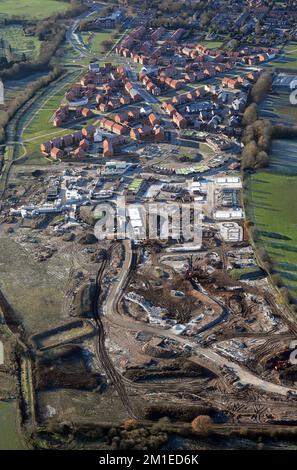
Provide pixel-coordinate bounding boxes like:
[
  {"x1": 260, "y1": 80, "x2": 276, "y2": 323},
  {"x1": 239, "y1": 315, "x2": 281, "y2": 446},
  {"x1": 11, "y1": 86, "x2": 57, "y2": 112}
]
[
  {"x1": 66, "y1": 4, "x2": 102, "y2": 58},
  {"x1": 103, "y1": 239, "x2": 133, "y2": 317}
]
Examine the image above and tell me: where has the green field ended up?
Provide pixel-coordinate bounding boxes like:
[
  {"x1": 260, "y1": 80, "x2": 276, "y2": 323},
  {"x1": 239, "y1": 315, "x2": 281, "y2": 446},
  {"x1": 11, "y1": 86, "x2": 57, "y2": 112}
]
[
  {"x1": 0, "y1": 71, "x2": 52, "y2": 134},
  {"x1": 248, "y1": 170, "x2": 297, "y2": 296},
  {"x1": 268, "y1": 43, "x2": 297, "y2": 70},
  {"x1": 0, "y1": 401, "x2": 25, "y2": 450},
  {"x1": 23, "y1": 91, "x2": 67, "y2": 141},
  {"x1": 229, "y1": 266, "x2": 263, "y2": 281},
  {"x1": 0, "y1": 0, "x2": 69, "y2": 19},
  {"x1": 22, "y1": 71, "x2": 83, "y2": 163},
  {"x1": 285, "y1": 44, "x2": 297, "y2": 56},
  {"x1": 246, "y1": 86, "x2": 297, "y2": 297},
  {"x1": 199, "y1": 142, "x2": 215, "y2": 156},
  {"x1": 82, "y1": 31, "x2": 114, "y2": 56},
  {"x1": 201, "y1": 40, "x2": 224, "y2": 50},
  {"x1": 259, "y1": 92, "x2": 297, "y2": 126},
  {"x1": 0, "y1": 26, "x2": 40, "y2": 60}
]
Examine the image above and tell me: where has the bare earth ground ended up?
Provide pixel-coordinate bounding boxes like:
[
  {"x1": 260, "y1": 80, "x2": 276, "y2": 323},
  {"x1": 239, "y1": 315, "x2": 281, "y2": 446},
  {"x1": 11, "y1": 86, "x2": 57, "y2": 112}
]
[{"x1": 0, "y1": 234, "x2": 71, "y2": 335}]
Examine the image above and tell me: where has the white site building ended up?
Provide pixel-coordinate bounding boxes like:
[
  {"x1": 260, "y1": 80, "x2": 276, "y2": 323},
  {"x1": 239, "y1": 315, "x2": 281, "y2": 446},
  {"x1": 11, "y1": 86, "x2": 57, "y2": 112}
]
[
  {"x1": 214, "y1": 208, "x2": 244, "y2": 220},
  {"x1": 218, "y1": 222, "x2": 243, "y2": 242},
  {"x1": 215, "y1": 176, "x2": 242, "y2": 189},
  {"x1": 127, "y1": 206, "x2": 145, "y2": 239}
]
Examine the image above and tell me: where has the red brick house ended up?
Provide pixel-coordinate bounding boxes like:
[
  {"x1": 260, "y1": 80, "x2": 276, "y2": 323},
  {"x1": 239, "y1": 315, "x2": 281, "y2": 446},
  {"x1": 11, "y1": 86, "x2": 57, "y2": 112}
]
[
  {"x1": 103, "y1": 139, "x2": 113, "y2": 157},
  {"x1": 51, "y1": 147, "x2": 64, "y2": 159},
  {"x1": 173, "y1": 112, "x2": 187, "y2": 129},
  {"x1": 40, "y1": 142, "x2": 51, "y2": 155},
  {"x1": 73, "y1": 147, "x2": 86, "y2": 159}
]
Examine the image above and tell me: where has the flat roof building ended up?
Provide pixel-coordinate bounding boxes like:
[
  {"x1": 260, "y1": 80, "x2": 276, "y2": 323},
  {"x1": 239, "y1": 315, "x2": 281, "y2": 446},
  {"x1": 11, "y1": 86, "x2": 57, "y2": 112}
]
[
  {"x1": 214, "y1": 208, "x2": 244, "y2": 220},
  {"x1": 218, "y1": 222, "x2": 243, "y2": 242}
]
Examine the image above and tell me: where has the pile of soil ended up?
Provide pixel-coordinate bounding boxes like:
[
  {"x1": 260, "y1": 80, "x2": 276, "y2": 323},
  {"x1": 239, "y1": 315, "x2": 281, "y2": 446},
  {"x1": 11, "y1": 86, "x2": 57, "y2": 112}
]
[
  {"x1": 124, "y1": 358, "x2": 215, "y2": 382},
  {"x1": 36, "y1": 345, "x2": 102, "y2": 391}
]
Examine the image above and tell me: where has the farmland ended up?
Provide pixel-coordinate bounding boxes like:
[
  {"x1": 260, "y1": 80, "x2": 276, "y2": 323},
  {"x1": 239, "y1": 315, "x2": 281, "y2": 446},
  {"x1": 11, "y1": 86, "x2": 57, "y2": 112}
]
[
  {"x1": 0, "y1": 0, "x2": 70, "y2": 19},
  {"x1": 247, "y1": 88, "x2": 297, "y2": 298},
  {"x1": 248, "y1": 167, "x2": 297, "y2": 296},
  {"x1": 259, "y1": 91, "x2": 297, "y2": 125}
]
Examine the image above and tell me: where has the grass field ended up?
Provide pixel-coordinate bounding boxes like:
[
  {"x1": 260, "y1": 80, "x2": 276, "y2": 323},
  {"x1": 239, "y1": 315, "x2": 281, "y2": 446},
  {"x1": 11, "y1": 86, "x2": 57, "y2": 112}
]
[
  {"x1": 22, "y1": 71, "x2": 84, "y2": 163},
  {"x1": 23, "y1": 90, "x2": 67, "y2": 141},
  {"x1": 199, "y1": 142, "x2": 215, "y2": 156},
  {"x1": 82, "y1": 31, "x2": 114, "y2": 56},
  {"x1": 270, "y1": 59, "x2": 297, "y2": 70},
  {"x1": 248, "y1": 170, "x2": 297, "y2": 296},
  {"x1": 268, "y1": 43, "x2": 297, "y2": 70},
  {"x1": 246, "y1": 89, "x2": 297, "y2": 297},
  {"x1": 0, "y1": 26, "x2": 40, "y2": 60},
  {"x1": 0, "y1": 71, "x2": 50, "y2": 128},
  {"x1": 201, "y1": 40, "x2": 223, "y2": 49},
  {"x1": 259, "y1": 92, "x2": 297, "y2": 126},
  {"x1": 0, "y1": 401, "x2": 25, "y2": 450},
  {"x1": 229, "y1": 266, "x2": 263, "y2": 281},
  {"x1": 0, "y1": 0, "x2": 69, "y2": 19},
  {"x1": 285, "y1": 44, "x2": 297, "y2": 56}
]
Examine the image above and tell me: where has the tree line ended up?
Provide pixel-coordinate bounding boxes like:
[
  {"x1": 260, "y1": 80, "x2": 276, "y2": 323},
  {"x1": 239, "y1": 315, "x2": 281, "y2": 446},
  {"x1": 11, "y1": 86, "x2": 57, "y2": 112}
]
[
  {"x1": 241, "y1": 71, "x2": 297, "y2": 312},
  {"x1": 241, "y1": 72, "x2": 273, "y2": 171},
  {"x1": 241, "y1": 70, "x2": 297, "y2": 171}
]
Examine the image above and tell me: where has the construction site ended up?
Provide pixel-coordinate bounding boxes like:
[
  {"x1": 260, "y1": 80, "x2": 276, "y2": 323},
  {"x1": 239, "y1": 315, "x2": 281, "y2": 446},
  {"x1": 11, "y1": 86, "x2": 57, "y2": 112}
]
[
  {"x1": 1, "y1": 185, "x2": 297, "y2": 450},
  {"x1": 0, "y1": 0, "x2": 297, "y2": 455}
]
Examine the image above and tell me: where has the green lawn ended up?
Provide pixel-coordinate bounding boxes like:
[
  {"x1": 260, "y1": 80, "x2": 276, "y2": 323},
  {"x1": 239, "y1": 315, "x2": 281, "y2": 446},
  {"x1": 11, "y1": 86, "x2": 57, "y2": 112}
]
[
  {"x1": 22, "y1": 71, "x2": 83, "y2": 162},
  {"x1": 277, "y1": 106, "x2": 297, "y2": 121},
  {"x1": 268, "y1": 43, "x2": 297, "y2": 70},
  {"x1": 229, "y1": 266, "x2": 262, "y2": 281},
  {"x1": 247, "y1": 171, "x2": 297, "y2": 296},
  {"x1": 82, "y1": 31, "x2": 114, "y2": 56},
  {"x1": 258, "y1": 92, "x2": 297, "y2": 126},
  {"x1": 0, "y1": 0, "x2": 70, "y2": 19},
  {"x1": 270, "y1": 59, "x2": 297, "y2": 70},
  {"x1": 201, "y1": 40, "x2": 223, "y2": 50},
  {"x1": 247, "y1": 90, "x2": 297, "y2": 298},
  {"x1": 285, "y1": 44, "x2": 297, "y2": 58},
  {"x1": 23, "y1": 91, "x2": 67, "y2": 141},
  {"x1": 199, "y1": 142, "x2": 215, "y2": 156},
  {"x1": 0, "y1": 401, "x2": 26, "y2": 450}
]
